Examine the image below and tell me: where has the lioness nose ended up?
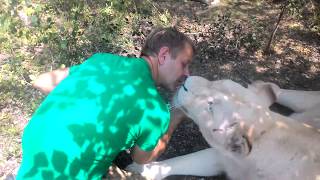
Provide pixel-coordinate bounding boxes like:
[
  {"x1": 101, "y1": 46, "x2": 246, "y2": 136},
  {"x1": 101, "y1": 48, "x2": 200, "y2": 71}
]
[{"x1": 182, "y1": 83, "x2": 188, "y2": 92}]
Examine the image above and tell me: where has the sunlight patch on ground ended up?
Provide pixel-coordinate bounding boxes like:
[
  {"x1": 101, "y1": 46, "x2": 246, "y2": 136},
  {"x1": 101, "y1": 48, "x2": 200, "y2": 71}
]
[
  {"x1": 255, "y1": 66, "x2": 268, "y2": 73},
  {"x1": 290, "y1": 44, "x2": 312, "y2": 56},
  {"x1": 273, "y1": 45, "x2": 284, "y2": 55},
  {"x1": 220, "y1": 64, "x2": 232, "y2": 71},
  {"x1": 288, "y1": 22, "x2": 303, "y2": 29},
  {"x1": 309, "y1": 65, "x2": 319, "y2": 74}
]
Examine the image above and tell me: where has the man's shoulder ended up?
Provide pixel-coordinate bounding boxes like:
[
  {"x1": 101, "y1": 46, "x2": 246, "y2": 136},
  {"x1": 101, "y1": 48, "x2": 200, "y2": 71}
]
[
  {"x1": 83, "y1": 53, "x2": 145, "y2": 68},
  {"x1": 90, "y1": 53, "x2": 140, "y2": 61}
]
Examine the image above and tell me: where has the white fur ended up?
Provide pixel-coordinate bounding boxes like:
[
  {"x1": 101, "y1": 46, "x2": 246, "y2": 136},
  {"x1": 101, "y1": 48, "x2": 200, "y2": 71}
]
[{"x1": 127, "y1": 76, "x2": 320, "y2": 180}]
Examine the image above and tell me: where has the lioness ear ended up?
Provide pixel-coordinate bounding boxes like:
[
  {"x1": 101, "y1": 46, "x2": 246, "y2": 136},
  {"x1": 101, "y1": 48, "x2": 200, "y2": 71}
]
[{"x1": 157, "y1": 47, "x2": 170, "y2": 65}]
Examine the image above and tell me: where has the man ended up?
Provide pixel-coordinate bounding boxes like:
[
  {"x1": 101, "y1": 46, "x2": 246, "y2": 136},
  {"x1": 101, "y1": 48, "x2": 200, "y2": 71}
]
[{"x1": 17, "y1": 27, "x2": 195, "y2": 179}]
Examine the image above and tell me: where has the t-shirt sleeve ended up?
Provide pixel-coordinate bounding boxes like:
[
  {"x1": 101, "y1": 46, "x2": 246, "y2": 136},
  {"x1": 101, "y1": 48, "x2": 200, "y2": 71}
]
[
  {"x1": 68, "y1": 53, "x2": 101, "y2": 74},
  {"x1": 136, "y1": 115, "x2": 170, "y2": 151}
]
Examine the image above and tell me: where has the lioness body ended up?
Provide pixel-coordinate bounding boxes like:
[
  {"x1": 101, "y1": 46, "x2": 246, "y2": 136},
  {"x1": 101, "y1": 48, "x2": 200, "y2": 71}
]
[
  {"x1": 127, "y1": 76, "x2": 320, "y2": 180},
  {"x1": 243, "y1": 111, "x2": 320, "y2": 179}
]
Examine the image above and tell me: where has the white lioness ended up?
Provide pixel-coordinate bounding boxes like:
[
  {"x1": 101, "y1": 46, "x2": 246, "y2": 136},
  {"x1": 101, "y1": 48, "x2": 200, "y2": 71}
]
[{"x1": 127, "y1": 76, "x2": 320, "y2": 180}]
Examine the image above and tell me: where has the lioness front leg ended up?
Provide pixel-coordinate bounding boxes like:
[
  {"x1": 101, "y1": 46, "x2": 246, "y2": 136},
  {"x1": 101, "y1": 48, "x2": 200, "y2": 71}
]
[
  {"x1": 126, "y1": 148, "x2": 224, "y2": 179},
  {"x1": 250, "y1": 81, "x2": 320, "y2": 113},
  {"x1": 126, "y1": 148, "x2": 256, "y2": 180}
]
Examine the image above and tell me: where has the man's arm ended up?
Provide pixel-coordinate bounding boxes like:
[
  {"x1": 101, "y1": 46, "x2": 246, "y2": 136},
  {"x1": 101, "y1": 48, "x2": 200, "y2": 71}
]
[
  {"x1": 131, "y1": 109, "x2": 188, "y2": 164},
  {"x1": 32, "y1": 68, "x2": 70, "y2": 94}
]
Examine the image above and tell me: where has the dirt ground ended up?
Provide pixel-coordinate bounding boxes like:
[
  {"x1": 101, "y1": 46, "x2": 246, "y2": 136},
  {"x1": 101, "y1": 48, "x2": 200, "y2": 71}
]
[
  {"x1": 2, "y1": 0, "x2": 319, "y2": 179},
  {"x1": 113, "y1": 0, "x2": 320, "y2": 179}
]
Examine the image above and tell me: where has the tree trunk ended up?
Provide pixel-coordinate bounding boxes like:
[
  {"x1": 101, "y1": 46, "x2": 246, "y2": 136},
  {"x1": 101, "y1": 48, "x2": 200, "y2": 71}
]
[{"x1": 264, "y1": 5, "x2": 286, "y2": 55}]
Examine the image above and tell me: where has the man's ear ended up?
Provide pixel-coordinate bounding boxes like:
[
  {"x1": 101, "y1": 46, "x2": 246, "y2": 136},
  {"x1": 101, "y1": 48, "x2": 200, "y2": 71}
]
[{"x1": 157, "y1": 46, "x2": 170, "y2": 65}]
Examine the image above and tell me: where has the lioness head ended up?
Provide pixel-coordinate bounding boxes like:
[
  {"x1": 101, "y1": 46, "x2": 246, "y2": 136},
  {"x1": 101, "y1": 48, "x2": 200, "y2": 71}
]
[{"x1": 174, "y1": 76, "x2": 252, "y2": 155}]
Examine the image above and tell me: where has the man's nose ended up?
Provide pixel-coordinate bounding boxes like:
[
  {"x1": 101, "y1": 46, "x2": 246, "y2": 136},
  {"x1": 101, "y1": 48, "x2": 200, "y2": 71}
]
[
  {"x1": 181, "y1": 74, "x2": 189, "y2": 82},
  {"x1": 184, "y1": 67, "x2": 190, "y2": 76}
]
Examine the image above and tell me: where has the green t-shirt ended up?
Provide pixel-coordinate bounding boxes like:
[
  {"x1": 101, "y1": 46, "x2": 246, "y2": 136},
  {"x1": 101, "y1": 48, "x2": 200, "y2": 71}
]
[{"x1": 17, "y1": 53, "x2": 170, "y2": 179}]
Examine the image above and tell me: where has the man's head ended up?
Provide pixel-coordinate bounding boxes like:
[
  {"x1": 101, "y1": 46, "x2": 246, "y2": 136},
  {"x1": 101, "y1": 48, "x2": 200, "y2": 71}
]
[{"x1": 141, "y1": 27, "x2": 195, "y2": 91}]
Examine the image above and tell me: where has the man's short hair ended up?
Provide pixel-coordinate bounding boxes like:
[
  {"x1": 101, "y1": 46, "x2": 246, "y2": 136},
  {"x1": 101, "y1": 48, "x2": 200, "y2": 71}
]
[{"x1": 140, "y1": 27, "x2": 195, "y2": 59}]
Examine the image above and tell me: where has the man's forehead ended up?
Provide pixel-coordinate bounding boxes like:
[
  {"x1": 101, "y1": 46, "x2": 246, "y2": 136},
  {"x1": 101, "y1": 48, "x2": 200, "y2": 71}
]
[{"x1": 181, "y1": 43, "x2": 194, "y2": 62}]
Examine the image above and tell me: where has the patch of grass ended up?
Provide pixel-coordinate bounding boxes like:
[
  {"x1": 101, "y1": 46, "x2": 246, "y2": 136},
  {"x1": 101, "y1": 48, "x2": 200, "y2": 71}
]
[{"x1": 0, "y1": 112, "x2": 22, "y2": 166}]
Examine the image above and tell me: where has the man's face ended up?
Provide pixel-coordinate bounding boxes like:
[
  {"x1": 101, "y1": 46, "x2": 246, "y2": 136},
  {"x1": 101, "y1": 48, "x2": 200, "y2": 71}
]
[{"x1": 159, "y1": 43, "x2": 194, "y2": 91}]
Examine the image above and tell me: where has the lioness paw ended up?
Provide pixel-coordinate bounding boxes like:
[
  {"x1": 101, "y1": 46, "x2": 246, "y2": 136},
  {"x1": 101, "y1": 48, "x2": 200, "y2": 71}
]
[
  {"x1": 126, "y1": 162, "x2": 167, "y2": 180},
  {"x1": 126, "y1": 162, "x2": 144, "y2": 174}
]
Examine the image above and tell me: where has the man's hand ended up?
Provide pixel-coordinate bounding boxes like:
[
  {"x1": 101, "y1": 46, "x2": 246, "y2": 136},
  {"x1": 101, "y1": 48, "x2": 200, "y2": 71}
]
[
  {"x1": 32, "y1": 68, "x2": 69, "y2": 94},
  {"x1": 131, "y1": 108, "x2": 189, "y2": 164}
]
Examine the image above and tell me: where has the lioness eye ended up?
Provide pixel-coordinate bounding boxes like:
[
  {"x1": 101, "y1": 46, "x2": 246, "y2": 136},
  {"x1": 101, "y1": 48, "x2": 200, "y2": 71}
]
[
  {"x1": 212, "y1": 128, "x2": 223, "y2": 132},
  {"x1": 207, "y1": 97, "x2": 214, "y2": 111},
  {"x1": 226, "y1": 122, "x2": 238, "y2": 130}
]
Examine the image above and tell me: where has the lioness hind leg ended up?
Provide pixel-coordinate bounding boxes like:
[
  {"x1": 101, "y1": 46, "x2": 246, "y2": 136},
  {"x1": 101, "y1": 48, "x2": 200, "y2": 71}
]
[
  {"x1": 276, "y1": 90, "x2": 320, "y2": 113},
  {"x1": 290, "y1": 104, "x2": 320, "y2": 128}
]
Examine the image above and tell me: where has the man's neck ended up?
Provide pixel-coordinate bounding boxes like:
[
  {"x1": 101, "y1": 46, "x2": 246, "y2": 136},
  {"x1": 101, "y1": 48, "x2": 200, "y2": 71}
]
[{"x1": 142, "y1": 56, "x2": 159, "y2": 85}]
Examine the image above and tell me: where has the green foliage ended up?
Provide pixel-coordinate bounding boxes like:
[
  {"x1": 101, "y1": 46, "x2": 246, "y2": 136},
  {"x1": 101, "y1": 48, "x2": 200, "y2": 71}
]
[
  {"x1": 0, "y1": 111, "x2": 22, "y2": 163},
  {"x1": 286, "y1": 0, "x2": 308, "y2": 16},
  {"x1": 0, "y1": 0, "x2": 172, "y2": 66},
  {"x1": 271, "y1": 0, "x2": 320, "y2": 33},
  {"x1": 284, "y1": 0, "x2": 320, "y2": 33}
]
